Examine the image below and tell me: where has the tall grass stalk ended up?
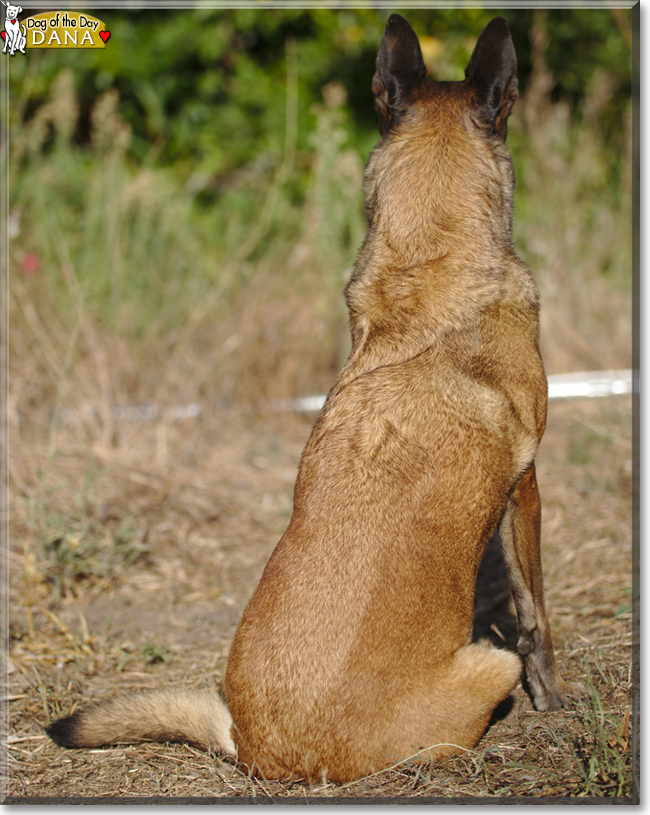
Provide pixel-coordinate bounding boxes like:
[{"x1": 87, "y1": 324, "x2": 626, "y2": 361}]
[{"x1": 510, "y1": 14, "x2": 632, "y2": 375}]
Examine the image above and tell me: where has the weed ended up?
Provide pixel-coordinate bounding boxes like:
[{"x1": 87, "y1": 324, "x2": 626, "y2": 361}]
[
  {"x1": 510, "y1": 680, "x2": 632, "y2": 798},
  {"x1": 37, "y1": 507, "x2": 148, "y2": 599},
  {"x1": 118, "y1": 639, "x2": 174, "y2": 671},
  {"x1": 140, "y1": 640, "x2": 175, "y2": 665},
  {"x1": 566, "y1": 691, "x2": 632, "y2": 797}
]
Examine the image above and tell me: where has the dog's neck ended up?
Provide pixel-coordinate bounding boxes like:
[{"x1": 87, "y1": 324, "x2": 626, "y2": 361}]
[
  {"x1": 361, "y1": 125, "x2": 516, "y2": 271},
  {"x1": 343, "y1": 125, "x2": 530, "y2": 377}
]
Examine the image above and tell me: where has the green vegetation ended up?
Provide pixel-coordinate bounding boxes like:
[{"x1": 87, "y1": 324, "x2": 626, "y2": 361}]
[
  {"x1": 8, "y1": 9, "x2": 632, "y2": 171},
  {"x1": 8, "y1": 8, "x2": 632, "y2": 407}
]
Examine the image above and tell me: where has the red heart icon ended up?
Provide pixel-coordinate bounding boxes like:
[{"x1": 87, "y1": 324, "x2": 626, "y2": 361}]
[
  {"x1": 99, "y1": 30, "x2": 110, "y2": 43},
  {"x1": 0, "y1": 32, "x2": 5, "y2": 41}
]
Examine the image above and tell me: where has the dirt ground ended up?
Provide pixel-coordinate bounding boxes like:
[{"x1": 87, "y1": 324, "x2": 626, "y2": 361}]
[{"x1": 5, "y1": 390, "x2": 636, "y2": 801}]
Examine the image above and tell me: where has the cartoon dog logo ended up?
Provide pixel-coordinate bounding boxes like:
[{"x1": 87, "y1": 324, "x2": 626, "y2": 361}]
[{"x1": 2, "y1": 2, "x2": 27, "y2": 56}]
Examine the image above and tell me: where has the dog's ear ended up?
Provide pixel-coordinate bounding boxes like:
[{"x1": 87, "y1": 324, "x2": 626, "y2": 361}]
[
  {"x1": 372, "y1": 14, "x2": 427, "y2": 136},
  {"x1": 464, "y1": 17, "x2": 518, "y2": 139}
]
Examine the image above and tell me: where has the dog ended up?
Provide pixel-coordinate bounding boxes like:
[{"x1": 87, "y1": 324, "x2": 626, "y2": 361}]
[
  {"x1": 46, "y1": 15, "x2": 578, "y2": 784},
  {"x1": 2, "y1": 2, "x2": 26, "y2": 56}
]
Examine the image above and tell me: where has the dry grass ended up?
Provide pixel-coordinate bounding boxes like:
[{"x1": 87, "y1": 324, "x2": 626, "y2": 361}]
[{"x1": 6, "y1": 386, "x2": 635, "y2": 800}]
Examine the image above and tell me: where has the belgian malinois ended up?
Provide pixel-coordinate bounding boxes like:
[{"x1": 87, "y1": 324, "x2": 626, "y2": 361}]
[{"x1": 47, "y1": 15, "x2": 578, "y2": 783}]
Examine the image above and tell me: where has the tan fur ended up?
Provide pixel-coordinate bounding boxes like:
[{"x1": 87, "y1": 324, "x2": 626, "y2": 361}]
[
  {"x1": 47, "y1": 689, "x2": 236, "y2": 755},
  {"x1": 46, "y1": 15, "x2": 579, "y2": 784}
]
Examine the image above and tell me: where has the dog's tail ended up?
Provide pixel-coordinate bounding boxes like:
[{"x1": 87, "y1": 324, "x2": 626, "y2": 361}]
[{"x1": 46, "y1": 688, "x2": 237, "y2": 756}]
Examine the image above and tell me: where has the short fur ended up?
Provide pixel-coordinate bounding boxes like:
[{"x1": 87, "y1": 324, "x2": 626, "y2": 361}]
[{"x1": 46, "y1": 15, "x2": 578, "y2": 784}]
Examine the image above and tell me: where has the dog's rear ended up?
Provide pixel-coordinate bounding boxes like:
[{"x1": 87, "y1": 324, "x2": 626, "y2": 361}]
[{"x1": 47, "y1": 15, "x2": 577, "y2": 783}]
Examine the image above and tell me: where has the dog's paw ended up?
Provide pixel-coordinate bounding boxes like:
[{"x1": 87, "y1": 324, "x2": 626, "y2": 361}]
[
  {"x1": 561, "y1": 680, "x2": 590, "y2": 705},
  {"x1": 533, "y1": 679, "x2": 588, "y2": 711}
]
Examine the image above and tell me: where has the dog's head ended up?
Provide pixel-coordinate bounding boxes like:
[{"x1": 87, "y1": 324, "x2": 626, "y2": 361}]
[
  {"x1": 5, "y1": 4, "x2": 23, "y2": 21},
  {"x1": 359, "y1": 16, "x2": 519, "y2": 266},
  {"x1": 372, "y1": 14, "x2": 518, "y2": 141}
]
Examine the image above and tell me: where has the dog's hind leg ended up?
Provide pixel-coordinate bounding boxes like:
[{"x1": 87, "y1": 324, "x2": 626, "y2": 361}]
[
  {"x1": 387, "y1": 642, "x2": 521, "y2": 771},
  {"x1": 498, "y1": 464, "x2": 583, "y2": 710}
]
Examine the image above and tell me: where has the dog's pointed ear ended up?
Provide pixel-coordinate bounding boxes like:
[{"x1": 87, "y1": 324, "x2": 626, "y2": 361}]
[
  {"x1": 372, "y1": 14, "x2": 427, "y2": 136},
  {"x1": 464, "y1": 17, "x2": 518, "y2": 139}
]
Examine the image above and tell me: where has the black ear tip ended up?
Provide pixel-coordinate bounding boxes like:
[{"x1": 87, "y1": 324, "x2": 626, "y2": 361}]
[
  {"x1": 385, "y1": 13, "x2": 412, "y2": 34},
  {"x1": 484, "y1": 16, "x2": 510, "y2": 32},
  {"x1": 466, "y1": 16, "x2": 516, "y2": 81},
  {"x1": 484, "y1": 16, "x2": 514, "y2": 43}
]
